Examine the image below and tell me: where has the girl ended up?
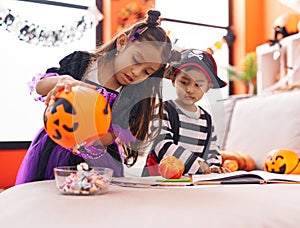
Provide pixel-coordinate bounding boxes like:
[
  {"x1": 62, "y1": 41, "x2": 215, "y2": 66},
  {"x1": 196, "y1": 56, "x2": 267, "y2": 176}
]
[
  {"x1": 16, "y1": 10, "x2": 175, "y2": 184},
  {"x1": 142, "y1": 49, "x2": 229, "y2": 176}
]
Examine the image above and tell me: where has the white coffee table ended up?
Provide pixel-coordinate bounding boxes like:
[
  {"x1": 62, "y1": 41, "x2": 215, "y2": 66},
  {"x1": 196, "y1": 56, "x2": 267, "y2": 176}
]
[{"x1": 1, "y1": 180, "x2": 300, "y2": 228}]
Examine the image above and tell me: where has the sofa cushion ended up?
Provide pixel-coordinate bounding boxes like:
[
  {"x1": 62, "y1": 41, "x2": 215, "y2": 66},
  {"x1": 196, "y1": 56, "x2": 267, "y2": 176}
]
[
  {"x1": 215, "y1": 94, "x2": 253, "y2": 149},
  {"x1": 224, "y1": 90, "x2": 300, "y2": 170}
]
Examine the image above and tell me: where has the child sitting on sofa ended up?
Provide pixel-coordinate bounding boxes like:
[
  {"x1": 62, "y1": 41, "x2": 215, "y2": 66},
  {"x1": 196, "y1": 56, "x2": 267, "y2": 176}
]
[{"x1": 142, "y1": 49, "x2": 230, "y2": 176}]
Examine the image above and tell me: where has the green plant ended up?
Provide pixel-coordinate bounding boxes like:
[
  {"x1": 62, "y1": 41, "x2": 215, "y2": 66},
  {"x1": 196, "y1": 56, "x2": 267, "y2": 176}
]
[{"x1": 227, "y1": 52, "x2": 257, "y2": 94}]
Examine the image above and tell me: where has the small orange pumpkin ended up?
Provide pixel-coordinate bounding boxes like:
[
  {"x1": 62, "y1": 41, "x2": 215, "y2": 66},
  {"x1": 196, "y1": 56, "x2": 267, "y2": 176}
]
[
  {"x1": 44, "y1": 86, "x2": 111, "y2": 149},
  {"x1": 158, "y1": 156, "x2": 184, "y2": 179},
  {"x1": 222, "y1": 159, "x2": 239, "y2": 172},
  {"x1": 264, "y1": 149, "x2": 300, "y2": 174},
  {"x1": 220, "y1": 151, "x2": 256, "y2": 171}
]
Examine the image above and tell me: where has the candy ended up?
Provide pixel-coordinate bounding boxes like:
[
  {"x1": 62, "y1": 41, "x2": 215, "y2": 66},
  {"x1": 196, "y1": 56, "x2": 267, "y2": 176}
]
[{"x1": 59, "y1": 163, "x2": 109, "y2": 195}]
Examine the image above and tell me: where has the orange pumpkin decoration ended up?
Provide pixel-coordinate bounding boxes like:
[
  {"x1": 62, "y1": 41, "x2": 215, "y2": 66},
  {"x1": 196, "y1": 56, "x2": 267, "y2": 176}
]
[
  {"x1": 264, "y1": 149, "x2": 300, "y2": 174},
  {"x1": 44, "y1": 86, "x2": 111, "y2": 149},
  {"x1": 222, "y1": 159, "x2": 239, "y2": 172},
  {"x1": 158, "y1": 156, "x2": 184, "y2": 179},
  {"x1": 220, "y1": 151, "x2": 256, "y2": 171}
]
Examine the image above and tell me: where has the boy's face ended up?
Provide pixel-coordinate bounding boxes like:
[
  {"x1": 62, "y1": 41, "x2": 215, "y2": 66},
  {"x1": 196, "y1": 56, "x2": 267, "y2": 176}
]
[{"x1": 173, "y1": 68, "x2": 212, "y2": 106}]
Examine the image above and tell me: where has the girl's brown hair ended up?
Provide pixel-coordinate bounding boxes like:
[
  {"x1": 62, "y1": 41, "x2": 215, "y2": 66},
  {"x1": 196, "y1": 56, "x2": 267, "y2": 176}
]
[{"x1": 93, "y1": 10, "x2": 174, "y2": 166}]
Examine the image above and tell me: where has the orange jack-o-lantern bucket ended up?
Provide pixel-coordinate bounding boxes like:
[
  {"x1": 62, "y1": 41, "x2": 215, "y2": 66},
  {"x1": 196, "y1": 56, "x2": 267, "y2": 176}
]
[
  {"x1": 264, "y1": 149, "x2": 300, "y2": 174},
  {"x1": 44, "y1": 86, "x2": 111, "y2": 149}
]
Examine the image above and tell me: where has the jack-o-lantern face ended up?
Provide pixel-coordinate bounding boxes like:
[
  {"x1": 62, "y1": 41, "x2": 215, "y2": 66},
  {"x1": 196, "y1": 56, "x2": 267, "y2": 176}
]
[
  {"x1": 264, "y1": 149, "x2": 300, "y2": 174},
  {"x1": 44, "y1": 86, "x2": 111, "y2": 149}
]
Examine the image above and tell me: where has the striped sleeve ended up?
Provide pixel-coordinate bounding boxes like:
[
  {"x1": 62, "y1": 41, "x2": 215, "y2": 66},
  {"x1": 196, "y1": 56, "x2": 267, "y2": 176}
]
[
  {"x1": 203, "y1": 124, "x2": 222, "y2": 167},
  {"x1": 150, "y1": 108, "x2": 206, "y2": 175}
]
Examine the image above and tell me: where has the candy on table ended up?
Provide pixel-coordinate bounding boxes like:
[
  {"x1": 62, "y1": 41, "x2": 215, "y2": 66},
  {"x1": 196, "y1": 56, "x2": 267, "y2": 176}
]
[
  {"x1": 59, "y1": 163, "x2": 109, "y2": 194},
  {"x1": 77, "y1": 162, "x2": 89, "y2": 171}
]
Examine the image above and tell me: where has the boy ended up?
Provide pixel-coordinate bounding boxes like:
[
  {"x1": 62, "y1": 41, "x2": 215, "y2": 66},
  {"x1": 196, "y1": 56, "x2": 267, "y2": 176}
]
[{"x1": 142, "y1": 49, "x2": 229, "y2": 176}]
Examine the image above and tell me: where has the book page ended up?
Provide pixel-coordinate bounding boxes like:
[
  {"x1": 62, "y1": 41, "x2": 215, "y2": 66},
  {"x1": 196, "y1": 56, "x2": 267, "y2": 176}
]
[
  {"x1": 192, "y1": 170, "x2": 263, "y2": 183},
  {"x1": 111, "y1": 176, "x2": 191, "y2": 188},
  {"x1": 192, "y1": 170, "x2": 300, "y2": 183},
  {"x1": 249, "y1": 170, "x2": 300, "y2": 182}
]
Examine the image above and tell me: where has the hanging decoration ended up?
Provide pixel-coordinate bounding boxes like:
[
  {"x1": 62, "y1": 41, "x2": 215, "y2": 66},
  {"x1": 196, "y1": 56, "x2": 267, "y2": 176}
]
[
  {"x1": 206, "y1": 28, "x2": 236, "y2": 55},
  {"x1": 160, "y1": 17, "x2": 236, "y2": 55},
  {"x1": 0, "y1": 6, "x2": 103, "y2": 47}
]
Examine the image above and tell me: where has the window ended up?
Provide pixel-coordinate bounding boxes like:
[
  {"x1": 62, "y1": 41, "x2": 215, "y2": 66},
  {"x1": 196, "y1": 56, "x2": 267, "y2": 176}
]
[{"x1": 0, "y1": 0, "x2": 97, "y2": 147}]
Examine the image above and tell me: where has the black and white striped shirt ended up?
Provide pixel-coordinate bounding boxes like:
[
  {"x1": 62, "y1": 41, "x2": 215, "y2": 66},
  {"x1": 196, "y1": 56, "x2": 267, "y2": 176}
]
[{"x1": 144, "y1": 100, "x2": 222, "y2": 175}]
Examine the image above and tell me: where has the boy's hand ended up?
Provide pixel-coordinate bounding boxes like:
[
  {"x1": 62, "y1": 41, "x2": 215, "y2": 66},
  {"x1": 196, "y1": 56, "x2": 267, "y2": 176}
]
[
  {"x1": 198, "y1": 160, "x2": 231, "y2": 174},
  {"x1": 209, "y1": 165, "x2": 231, "y2": 173}
]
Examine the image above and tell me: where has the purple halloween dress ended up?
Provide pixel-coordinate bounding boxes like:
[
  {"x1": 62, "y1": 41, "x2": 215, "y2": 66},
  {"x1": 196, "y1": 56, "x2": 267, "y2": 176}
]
[{"x1": 16, "y1": 51, "x2": 126, "y2": 184}]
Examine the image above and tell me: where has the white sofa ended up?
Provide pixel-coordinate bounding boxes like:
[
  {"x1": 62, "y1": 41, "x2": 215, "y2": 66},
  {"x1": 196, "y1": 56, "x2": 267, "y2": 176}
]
[
  {"x1": 125, "y1": 89, "x2": 300, "y2": 176},
  {"x1": 217, "y1": 89, "x2": 300, "y2": 170}
]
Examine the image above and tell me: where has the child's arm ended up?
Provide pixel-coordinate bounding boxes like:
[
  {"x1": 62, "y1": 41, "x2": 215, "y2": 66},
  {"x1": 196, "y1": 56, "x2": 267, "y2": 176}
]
[
  {"x1": 36, "y1": 75, "x2": 77, "y2": 96},
  {"x1": 36, "y1": 75, "x2": 95, "y2": 105},
  {"x1": 32, "y1": 51, "x2": 96, "y2": 103},
  {"x1": 202, "y1": 127, "x2": 230, "y2": 173},
  {"x1": 204, "y1": 128, "x2": 222, "y2": 167}
]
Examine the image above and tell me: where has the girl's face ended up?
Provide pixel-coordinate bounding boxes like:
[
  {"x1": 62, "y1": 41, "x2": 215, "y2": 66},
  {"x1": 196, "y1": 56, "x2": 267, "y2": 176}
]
[
  {"x1": 114, "y1": 40, "x2": 164, "y2": 86},
  {"x1": 173, "y1": 68, "x2": 212, "y2": 107}
]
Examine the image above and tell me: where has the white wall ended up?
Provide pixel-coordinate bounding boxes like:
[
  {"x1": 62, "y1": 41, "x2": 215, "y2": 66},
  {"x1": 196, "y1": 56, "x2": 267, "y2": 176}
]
[{"x1": 0, "y1": 0, "x2": 96, "y2": 142}]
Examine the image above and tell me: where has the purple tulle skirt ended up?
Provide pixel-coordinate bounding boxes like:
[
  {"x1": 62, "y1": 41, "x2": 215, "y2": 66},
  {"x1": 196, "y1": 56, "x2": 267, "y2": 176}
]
[{"x1": 15, "y1": 128, "x2": 124, "y2": 185}]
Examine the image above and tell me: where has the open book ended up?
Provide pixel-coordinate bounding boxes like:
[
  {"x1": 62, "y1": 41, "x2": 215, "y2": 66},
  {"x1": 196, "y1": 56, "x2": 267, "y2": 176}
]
[
  {"x1": 191, "y1": 170, "x2": 300, "y2": 185},
  {"x1": 111, "y1": 176, "x2": 192, "y2": 188}
]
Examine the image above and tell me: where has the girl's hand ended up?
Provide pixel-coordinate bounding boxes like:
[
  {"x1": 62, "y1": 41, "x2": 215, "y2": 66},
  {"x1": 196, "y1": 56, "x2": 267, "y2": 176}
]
[
  {"x1": 45, "y1": 75, "x2": 96, "y2": 105},
  {"x1": 111, "y1": 124, "x2": 136, "y2": 146}
]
